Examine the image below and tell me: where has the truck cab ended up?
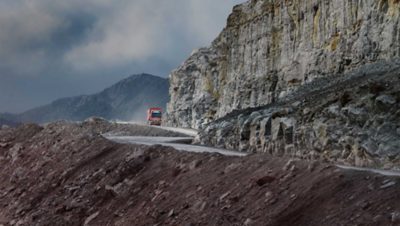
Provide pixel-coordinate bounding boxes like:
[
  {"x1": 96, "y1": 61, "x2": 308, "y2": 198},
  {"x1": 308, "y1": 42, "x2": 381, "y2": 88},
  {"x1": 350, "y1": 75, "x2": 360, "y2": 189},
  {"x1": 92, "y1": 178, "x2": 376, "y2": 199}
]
[{"x1": 147, "y1": 107, "x2": 162, "y2": 126}]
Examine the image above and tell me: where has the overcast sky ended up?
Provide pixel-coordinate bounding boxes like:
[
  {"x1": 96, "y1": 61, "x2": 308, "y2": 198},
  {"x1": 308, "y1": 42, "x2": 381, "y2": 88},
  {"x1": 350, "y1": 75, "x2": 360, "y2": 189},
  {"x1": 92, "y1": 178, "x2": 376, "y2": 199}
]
[{"x1": 0, "y1": 0, "x2": 244, "y2": 113}]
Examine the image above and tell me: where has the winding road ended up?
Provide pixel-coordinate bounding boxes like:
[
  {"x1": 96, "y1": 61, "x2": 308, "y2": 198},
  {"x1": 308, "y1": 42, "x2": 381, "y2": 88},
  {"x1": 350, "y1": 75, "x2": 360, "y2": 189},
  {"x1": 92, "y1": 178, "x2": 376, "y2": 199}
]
[
  {"x1": 104, "y1": 135, "x2": 247, "y2": 157},
  {"x1": 105, "y1": 122, "x2": 400, "y2": 177}
]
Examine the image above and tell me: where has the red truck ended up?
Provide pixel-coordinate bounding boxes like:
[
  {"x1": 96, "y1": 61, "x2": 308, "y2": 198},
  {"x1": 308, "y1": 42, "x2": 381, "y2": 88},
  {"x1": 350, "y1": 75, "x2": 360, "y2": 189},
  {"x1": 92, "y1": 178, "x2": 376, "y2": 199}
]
[{"x1": 147, "y1": 107, "x2": 162, "y2": 125}]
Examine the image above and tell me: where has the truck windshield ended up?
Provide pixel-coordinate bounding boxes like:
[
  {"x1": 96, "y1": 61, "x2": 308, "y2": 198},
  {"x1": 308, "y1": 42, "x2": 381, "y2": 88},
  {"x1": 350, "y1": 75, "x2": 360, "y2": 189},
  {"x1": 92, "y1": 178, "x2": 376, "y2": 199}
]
[{"x1": 151, "y1": 111, "x2": 162, "y2": 118}]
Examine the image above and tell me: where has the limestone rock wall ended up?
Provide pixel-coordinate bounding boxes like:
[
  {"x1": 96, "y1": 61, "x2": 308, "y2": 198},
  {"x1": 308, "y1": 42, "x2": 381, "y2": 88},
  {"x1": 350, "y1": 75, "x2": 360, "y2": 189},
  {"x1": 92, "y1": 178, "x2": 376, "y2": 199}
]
[
  {"x1": 199, "y1": 62, "x2": 400, "y2": 168},
  {"x1": 166, "y1": 0, "x2": 400, "y2": 129}
]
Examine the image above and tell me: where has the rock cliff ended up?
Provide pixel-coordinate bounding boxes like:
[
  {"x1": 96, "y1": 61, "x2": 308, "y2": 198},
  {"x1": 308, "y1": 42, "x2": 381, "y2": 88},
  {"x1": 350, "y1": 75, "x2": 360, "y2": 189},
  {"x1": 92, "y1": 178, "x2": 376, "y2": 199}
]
[
  {"x1": 166, "y1": 0, "x2": 400, "y2": 168},
  {"x1": 166, "y1": 0, "x2": 400, "y2": 129},
  {"x1": 199, "y1": 61, "x2": 400, "y2": 168}
]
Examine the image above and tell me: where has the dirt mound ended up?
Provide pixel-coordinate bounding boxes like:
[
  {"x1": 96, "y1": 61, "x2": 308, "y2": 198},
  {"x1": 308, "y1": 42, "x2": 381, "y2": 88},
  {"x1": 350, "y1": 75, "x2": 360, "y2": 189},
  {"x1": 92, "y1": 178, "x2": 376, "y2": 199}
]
[{"x1": 0, "y1": 122, "x2": 400, "y2": 226}]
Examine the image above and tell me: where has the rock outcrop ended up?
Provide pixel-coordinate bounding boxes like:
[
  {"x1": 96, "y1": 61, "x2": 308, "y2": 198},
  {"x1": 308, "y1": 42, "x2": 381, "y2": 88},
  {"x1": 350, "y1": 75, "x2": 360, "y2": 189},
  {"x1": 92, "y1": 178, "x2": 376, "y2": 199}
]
[
  {"x1": 166, "y1": 0, "x2": 400, "y2": 129},
  {"x1": 199, "y1": 61, "x2": 400, "y2": 168}
]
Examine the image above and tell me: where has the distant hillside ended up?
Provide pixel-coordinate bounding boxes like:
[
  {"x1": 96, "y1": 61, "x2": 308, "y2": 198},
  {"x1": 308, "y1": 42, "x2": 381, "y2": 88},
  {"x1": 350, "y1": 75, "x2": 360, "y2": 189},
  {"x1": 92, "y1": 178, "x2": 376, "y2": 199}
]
[
  {"x1": 3, "y1": 73, "x2": 169, "y2": 123},
  {"x1": 0, "y1": 114, "x2": 20, "y2": 127}
]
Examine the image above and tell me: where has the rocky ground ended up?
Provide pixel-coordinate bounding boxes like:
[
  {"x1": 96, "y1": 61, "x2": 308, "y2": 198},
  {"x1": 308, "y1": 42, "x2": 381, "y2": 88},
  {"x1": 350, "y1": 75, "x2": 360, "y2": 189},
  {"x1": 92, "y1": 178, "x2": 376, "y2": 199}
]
[{"x1": 1, "y1": 121, "x2": 400, "y2": 226}]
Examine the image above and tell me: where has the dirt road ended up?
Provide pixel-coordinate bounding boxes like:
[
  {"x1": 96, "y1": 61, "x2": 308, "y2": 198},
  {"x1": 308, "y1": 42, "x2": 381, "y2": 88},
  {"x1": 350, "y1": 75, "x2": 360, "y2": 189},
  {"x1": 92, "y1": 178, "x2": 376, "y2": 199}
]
[
  {"x1": 104, "y1": 135, "x2": 247, "y2": 157},
  {"x1": 107, "y1": 123, "x2": 400, "y2": 177}
]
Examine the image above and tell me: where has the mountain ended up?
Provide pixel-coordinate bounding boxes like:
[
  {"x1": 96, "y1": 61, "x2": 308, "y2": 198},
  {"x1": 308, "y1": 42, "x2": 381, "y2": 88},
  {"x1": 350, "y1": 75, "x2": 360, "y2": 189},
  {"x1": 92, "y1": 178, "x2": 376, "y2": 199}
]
[
  {"x1": 4, "y1": 73, "x2": 169, "y2": 123},
  {"x1": 0, "y1": 114, "x2": 20, "y2": 127},
  {"x1": 166, "y1": 0, "x2": 400, "y2": 169}
]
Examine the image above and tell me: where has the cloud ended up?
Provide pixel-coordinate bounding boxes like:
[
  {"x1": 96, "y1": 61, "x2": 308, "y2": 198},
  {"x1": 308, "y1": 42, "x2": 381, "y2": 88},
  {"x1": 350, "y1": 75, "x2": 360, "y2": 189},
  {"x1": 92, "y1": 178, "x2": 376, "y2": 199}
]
[
  {"x1": 0, "y1": 0, "x2": 97, "y2": 77},
  {"x1": 0, "y1": 0, "x2": 244, "y2": 112},
  {"x1": 65, "y1": 0, "x2": 165, "y2": 69},
  {"x1": 0, "y1": 1, "x2": 59, "y2": 76},
  {"x1": 0, "y1": 0, "x2": 243, "y2": 75},
  {"x1": 64, "y1": 0, "x2": 243, "y2": 71}
]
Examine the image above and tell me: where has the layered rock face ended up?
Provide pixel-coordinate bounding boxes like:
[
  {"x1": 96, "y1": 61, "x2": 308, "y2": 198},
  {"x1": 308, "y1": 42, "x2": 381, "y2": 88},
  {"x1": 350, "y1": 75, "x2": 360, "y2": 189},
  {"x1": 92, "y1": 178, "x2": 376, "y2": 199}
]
[
  {"x1": 166, "y1": 0, "x2": 400, "y2": 129},
  {"x1": 199, "y1": 61, "x2": 400, "y2": 168}
]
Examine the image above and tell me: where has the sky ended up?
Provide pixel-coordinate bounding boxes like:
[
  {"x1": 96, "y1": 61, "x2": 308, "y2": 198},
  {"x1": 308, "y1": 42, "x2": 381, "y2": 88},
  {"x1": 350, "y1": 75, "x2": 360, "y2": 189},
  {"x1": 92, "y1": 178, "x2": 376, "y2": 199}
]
[{"x1": 0, "y1": 0, "x2": 244, "y2": 113}]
